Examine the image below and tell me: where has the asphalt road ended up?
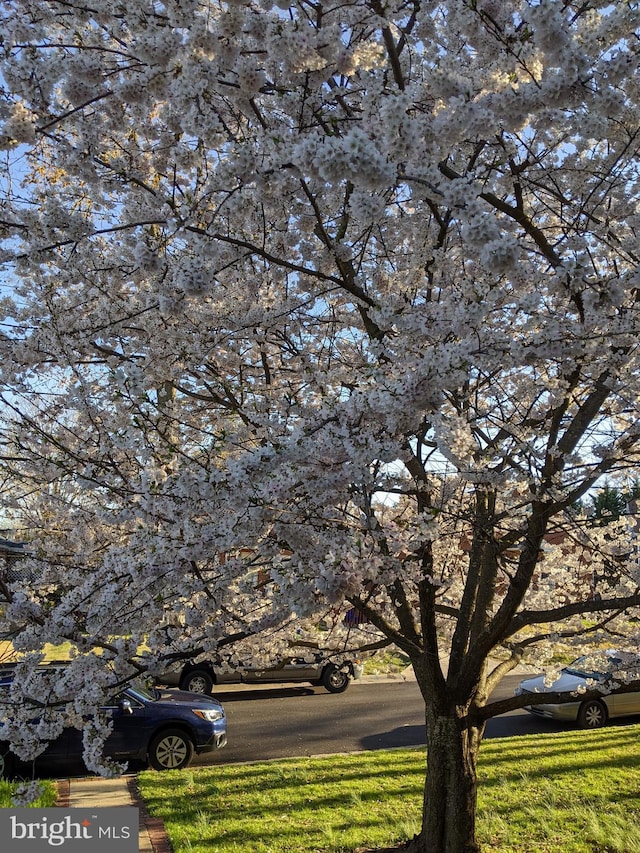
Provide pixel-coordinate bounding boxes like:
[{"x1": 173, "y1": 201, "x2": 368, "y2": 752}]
[
  {"x1": 29, "y1": 672, "x2": 570, "y2": 779},
  {"x1": 198, "y1": 673, "x2": 566, "y2": 767}
]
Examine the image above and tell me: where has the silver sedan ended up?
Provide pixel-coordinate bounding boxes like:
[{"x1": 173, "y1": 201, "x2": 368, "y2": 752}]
[{"x1": 516, "y1": 652, "x2": 640, "y2": 729}]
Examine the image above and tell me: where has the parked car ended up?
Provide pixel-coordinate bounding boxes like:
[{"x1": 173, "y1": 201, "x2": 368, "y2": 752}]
[
  {"x1": 515, "y1": 651, "x2": 640, "y2": 729},
  {"x1": 158, "y1": 650, "x2": 364, "y2": 695},
  {"x1": 0, "y1": 678, "x2": 227, "y2": 778}
]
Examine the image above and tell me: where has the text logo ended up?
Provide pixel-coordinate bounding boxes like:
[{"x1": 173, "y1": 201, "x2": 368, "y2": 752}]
[{"x1": 0, "y1": 808, "x2": 138, "y2": 851}]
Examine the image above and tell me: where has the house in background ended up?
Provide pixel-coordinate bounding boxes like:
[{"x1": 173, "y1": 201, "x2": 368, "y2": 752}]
[{"x1": 0, "y1": 536, "x2": 27, "y2": 596}]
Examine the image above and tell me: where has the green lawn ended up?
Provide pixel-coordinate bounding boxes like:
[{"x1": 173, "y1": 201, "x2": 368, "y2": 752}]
[
  {"x1": 0, "y1": 780, "x2": 58, "y2": 808},
  {"x1": 138, "y1": 725, "x2": 640, "y2": 853},
  {"x1": 362, "y1": 647, "x2": 411, "y2": 676}
]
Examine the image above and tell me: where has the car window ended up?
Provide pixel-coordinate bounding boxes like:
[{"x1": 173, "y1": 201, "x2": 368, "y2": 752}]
[
  {"x1": 103, "y1": 690, "x2": 145, "y2": 709},
  {"x1": 126, "y1": 683, "x2": 159, "y2": 703},
  {"x1": 565, "y1": 655, "x2": 623, "y2": 680}
]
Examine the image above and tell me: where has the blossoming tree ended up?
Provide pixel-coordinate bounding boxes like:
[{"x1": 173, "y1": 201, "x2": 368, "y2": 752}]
[{"x1": 1, "y1": 1, "x2": 640, "y2": 851}]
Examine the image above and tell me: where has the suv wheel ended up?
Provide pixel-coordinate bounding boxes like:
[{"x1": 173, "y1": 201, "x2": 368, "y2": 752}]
[
  {"x1": 180, "y1": 669, "x2": 214, "y2": 695},
  {"x1": 321, "y1": 664, "x2": 350, "y2": 693},
  {"x1": 0, "y1": 745, "x2": 14, "y2": 779},
  {"x1": 148, "y1": 728, "x2": 195, "y2": 770}
]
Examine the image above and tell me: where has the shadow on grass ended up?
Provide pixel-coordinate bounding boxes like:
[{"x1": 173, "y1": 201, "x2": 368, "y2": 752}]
[
  {"x1": 139, "y1": 752, "x2": 425, "y2": 852},
  {"x1": 137, "y1": 723, "x2": 640, "y2": 853}
]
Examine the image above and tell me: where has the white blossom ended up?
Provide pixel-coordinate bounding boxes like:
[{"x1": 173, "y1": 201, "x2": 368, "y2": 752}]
[{"x1": 0, "y1": 0, "x2": 639, "y2": 840}]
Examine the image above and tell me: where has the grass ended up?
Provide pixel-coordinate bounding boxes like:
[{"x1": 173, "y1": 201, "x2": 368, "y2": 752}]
[
  {"x1": 362, "y1": 647, "x2": 411, "y2": 676},
  {"x1": 0, "y1": 641, "x2": 75, "y2": 664},
  {"x1": 0, "y1": 780, "x2": 58, "y2": 808},
  {"x1": 476, "y1": 726, "x2": 640, "y2": 852},
  {"x1": 138, "y1": 725, "x2": 640, "y2": 853}
]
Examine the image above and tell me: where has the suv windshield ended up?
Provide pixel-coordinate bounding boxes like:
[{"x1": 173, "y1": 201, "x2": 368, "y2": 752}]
[{"x1": 127, "y1": 682, "x2": 159, "y2": 702}]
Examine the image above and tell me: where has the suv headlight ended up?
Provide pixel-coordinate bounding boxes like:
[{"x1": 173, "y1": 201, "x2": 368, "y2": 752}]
[{"x1": 192, "y1": 708, "x2": 224, "y2": 722}]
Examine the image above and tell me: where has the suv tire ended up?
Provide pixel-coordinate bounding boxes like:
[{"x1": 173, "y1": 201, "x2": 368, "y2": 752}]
[
  {"x1": 180, "y1": 668, "x2": 214, "y2": 695},
  {"x1": 148, "y1": 728, "x2": 195, "y2": 770},
  {"x1": 0, "y1": 745, "x2": 14, "y2": 779},
  {"x1": 321, "y1": 664, "x2": 350, "y2": 693}
]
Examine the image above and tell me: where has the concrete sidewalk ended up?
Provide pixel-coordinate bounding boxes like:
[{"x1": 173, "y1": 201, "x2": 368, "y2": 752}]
[{"x1": 56, "y1": 774, "x2": 172, "y2": 853}]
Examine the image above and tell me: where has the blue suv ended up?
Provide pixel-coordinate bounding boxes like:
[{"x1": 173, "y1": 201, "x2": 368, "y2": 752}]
[{"x1": 0, "y1": 677, "x2": 227, "y2": 778}]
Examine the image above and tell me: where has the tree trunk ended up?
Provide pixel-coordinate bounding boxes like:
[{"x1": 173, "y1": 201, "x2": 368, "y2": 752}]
[{"x1": 408, "y1": 710, "x2": 484, "y2": 853}]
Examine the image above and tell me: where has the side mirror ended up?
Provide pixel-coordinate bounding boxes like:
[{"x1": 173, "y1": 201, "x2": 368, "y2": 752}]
[{"x1": 119, "y1": 697, "x2": 134, "y2": 715}]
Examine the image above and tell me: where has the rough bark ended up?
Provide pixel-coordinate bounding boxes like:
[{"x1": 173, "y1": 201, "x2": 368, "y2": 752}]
[
  {"x1": 407, "y1": 710, "x2": 483, "y2": 853},
  {"x1": 407, "y1": 654, "x2": 486, "y2": 853}
]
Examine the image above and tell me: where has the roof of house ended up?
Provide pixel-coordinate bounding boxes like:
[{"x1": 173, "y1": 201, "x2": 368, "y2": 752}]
[{"x1": 0, "y1": 538, "x2": 26, "y2": 555}]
